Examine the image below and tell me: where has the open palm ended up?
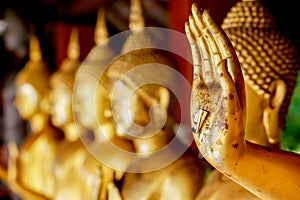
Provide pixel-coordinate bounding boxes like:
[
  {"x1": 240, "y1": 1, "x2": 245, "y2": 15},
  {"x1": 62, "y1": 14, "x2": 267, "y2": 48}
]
[{"x1": 186, "y1": 3, "x2": 246, "y2": 169}]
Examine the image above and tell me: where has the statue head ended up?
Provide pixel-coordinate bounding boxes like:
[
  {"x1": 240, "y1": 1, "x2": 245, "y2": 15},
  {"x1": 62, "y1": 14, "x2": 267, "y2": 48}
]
[
  {"x1": 73, "y1": 9, "x2": 115, "y2": 131},
  {"x1": 101, "y1": 49, "x2": 178, "y2": 142},
  {"x1": 49, "y1": 28, "x2": 80, "y2": 128},
  {"x1": 222, "y1": 0, "x2": 300, "y2": 146},
  {"x1": 99, "y1": 0, "x2": 179, "y2": 146},
  {"x1": 73, "y1": 64, "x2": 112, "y2": 131},
  {"x1": 14, "y1": 35, "x2": 50, "y2": 120}
]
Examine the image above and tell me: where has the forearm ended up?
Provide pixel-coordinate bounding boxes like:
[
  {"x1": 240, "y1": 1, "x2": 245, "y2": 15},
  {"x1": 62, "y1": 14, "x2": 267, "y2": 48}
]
[{"x1": 228, "y1": 141, "x2": 300, "y2": 200}]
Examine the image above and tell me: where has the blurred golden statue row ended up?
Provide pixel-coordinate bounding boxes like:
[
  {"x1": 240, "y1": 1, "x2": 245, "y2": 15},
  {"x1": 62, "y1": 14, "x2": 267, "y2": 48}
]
[
  {"x1": 0, "y1": 0, "x2": 300, "y2": 200},
  {"x1": 0, "y1": 0, "x2": 205, "y2": 199}
]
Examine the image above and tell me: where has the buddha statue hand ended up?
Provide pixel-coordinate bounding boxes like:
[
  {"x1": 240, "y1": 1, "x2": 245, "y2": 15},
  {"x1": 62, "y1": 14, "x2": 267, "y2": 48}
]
[{"x1": 186, "y1": 4, "x2": 246, "y2": 170}]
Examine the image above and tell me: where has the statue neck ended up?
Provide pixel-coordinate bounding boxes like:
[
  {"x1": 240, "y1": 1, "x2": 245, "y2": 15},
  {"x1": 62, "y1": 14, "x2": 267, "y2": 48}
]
[
  {"x1": 29, "y1": 113, "x2": 48, "y2": 133},
  {"x1": 93, "y1": 121, "x2": 116, "y2": 143},
  {"x1": 62, "y1": 122, "x2": 82, "y2": 142},
  {"x1": 133, "y1": 129, "x2": 174, "y2": 153}
]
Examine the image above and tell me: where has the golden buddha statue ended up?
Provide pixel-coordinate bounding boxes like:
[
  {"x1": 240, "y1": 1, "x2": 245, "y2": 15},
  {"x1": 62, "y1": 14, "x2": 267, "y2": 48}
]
[
  {"x1": 103, "y1": 50, "x2": 206, "y2": 200},
  {"x1": 185, "y1": 1, "x2": 300, "y2": 199},
  {"x1": 47, "y1": 27, "x2": 90, "y2": 200},
  {"x1": 49, "y1": 27, "x2": 81, "y2": 140},
  {"x1": 9, "y1": 34, "x2": 64, "y2": 199},
  {"x1": 73, "y1": 8, "x2": 135, "y2": 200},
  {"x1": 96, "y1": 0, "x2": 206, "y2": 199}
]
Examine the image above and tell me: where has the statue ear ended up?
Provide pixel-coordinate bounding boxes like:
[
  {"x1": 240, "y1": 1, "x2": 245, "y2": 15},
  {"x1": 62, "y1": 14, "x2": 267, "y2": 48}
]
[
  {"x1": 263, "y1": 79, "x2": 286, "y2": 144},
  {"x1": 158, "y1": 87, "x2": 170, "y2": 111},
  {"x1": 269, "y1": 79, "x2": 286, "y2": 109}
]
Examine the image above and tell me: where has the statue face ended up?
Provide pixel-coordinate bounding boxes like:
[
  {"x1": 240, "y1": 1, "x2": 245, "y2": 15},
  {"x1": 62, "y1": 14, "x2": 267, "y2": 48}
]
[
  {"x1": 49, "y1": 85, "x2": 72, "y2": 127},
  {"x1": 244, "y1": 83, "x2": 270, "y2": 146},
  {"x1": 112, "y1": 82, "x2": 151, "y2": 139},
  {"x1": 74, "y1": 73, "x2": 115, "y2": 135},
  {"x1": 14, "y1": 83, "x2": 39, "y2": 119},
  {"x1": 128, "y1": 91, "x2": 150, "y2": 127},
  {"x1": 73, "y1": 77, "x2": 98, "y2": 129}
]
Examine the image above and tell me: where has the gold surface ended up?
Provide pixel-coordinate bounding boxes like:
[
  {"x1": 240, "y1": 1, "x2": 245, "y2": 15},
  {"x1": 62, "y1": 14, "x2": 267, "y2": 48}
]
[
  {"x1": 96, "y1": 0, "x2": 206, "y2": 199},
  {"x1": 9, "y1": 35, "x2": 64, "y2": 199},
  {"x1": 72, "y1": 8, "x2": 135, "y2": 200},
  {"x1": 186, "y1": 1, "x2": 300, "y2": 199}
]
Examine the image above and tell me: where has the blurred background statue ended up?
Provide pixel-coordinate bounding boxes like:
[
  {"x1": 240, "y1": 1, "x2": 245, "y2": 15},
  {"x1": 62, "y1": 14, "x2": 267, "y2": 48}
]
[
  {"x1": 8, "y1": 34, "x2": 64, "y2": 199},
  {"x1": 73, "y1": 8, "x2": 135, "y2": 200},
  {"x1": 96, "y1": 0, "x2": 206, "y2": 199},
  {"x1": 47, "y1": 27, "x2": 90, "y2": 200},
  {"x1": 186, "y1": 0, "x2": 300, "y2": 199},
  {"x1": 103, "y1": 50, "x2": 206, "y2": 200}
]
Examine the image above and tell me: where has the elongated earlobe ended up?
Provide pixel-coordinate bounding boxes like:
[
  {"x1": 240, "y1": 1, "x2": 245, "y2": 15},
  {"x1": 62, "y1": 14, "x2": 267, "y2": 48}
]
[
  {"x1": 263, "y1": 107, "x2": 279, "y2": 144},
  {"x1": 263, "y1": 80, "x2": 286, "y2": 144}
]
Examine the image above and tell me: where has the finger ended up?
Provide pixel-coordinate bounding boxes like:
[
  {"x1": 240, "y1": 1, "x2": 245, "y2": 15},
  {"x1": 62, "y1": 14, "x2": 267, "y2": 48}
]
[
  {"x1": 188, "y1": 14, "x2": 200, "y2": 38},
  {"x1": 227, "y1": 57, "x2": 246, "y2": 115},
  {"x1": 185, "y1": 21, "x2": 206, "y2": 88},
  {"x1": 192, "y1": 4, "x2": 222, "y2": 66},
  {"x1": 203, "y1": 10, "x2": 246, "y2": 116},
  {"x1": 188, "y1": 14, "x2": 205, "y2": 80},
  {"x1": 189, "y1": 13, "x2": 214, "y2": 84},
  {"x1": 185, "y1": 21, "x2": 201, "y2": 77},
  {"x1": 198, "y1": 35, "x2": 215, "y2": 84},
  {"x1": 216, "y1": 60, "x2": 243, "y2": 129},
  {"x1": 191, "y1": 6, "x2": 220, "y2": 84},
  {"x1": 202, "y1": 10, "x2": 234, "y2": 59},
  {"x1": 191, "y1": 3, "x2": 205, "y2": 31},
  {"x1": 203, "y1": 10, "x2": 243, "y2": 86},
  {"x1": 216, "y1": 59, "x2": 236, "y2": 100}
]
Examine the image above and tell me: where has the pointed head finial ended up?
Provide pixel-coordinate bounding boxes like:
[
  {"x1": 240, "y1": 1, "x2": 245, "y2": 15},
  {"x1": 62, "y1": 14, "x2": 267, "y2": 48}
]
[
  {"x1": 67, "y1": 27, "x2": 80, "y2": 61},
  {"x1": 16, "y1": 35, "x2": 50, "y2": 96},
  {"x1": 121, "y1": 0, "x2": 156, "y2": 54},
  {"x1": 129, "y1": 0, "x2": 145, "y2": 31},
  {"x1": 59, "y1": 27, "x2": 81, "y2": 72},
  {"x1": 94, "y1": 8, "x2": 109, "y2": 45},
  {"x1": 29, "y1": 34, "x2": 42, "y2": 62}
]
